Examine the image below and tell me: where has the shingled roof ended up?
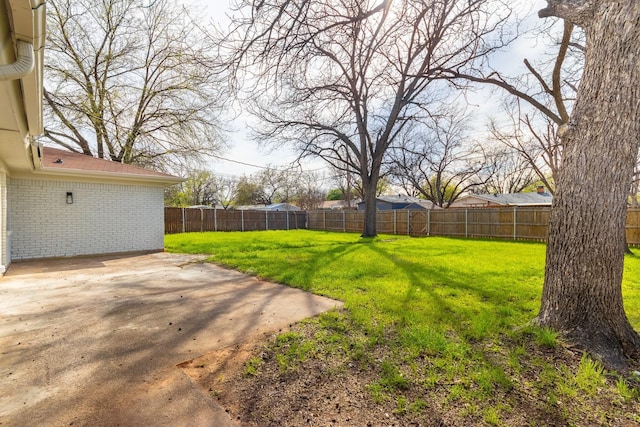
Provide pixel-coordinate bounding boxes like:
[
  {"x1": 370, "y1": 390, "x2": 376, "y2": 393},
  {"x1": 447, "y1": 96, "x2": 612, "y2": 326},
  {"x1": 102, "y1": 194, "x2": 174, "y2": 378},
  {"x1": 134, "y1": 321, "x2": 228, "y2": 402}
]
[
  {"x1": 469, "y1": 192, "x2": 553, "y2": 206},
  {"x1": 36, "y1": 146, "x2": 182, "y2": 184},
  {"x1": 450, "y1": 191, "x2": 553, "y2": 208}
]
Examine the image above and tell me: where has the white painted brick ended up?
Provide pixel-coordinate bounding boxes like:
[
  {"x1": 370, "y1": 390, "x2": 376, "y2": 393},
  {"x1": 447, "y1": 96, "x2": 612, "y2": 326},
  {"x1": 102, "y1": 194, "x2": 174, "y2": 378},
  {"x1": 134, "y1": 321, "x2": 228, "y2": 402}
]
[{"x1": 7, "y1": 178, "x2": 165, "y2": 260}]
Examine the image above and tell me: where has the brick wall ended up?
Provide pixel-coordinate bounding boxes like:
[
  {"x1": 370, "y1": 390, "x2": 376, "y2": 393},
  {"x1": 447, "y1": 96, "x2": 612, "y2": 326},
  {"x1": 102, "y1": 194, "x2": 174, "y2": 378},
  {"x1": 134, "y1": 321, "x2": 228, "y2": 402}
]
[{"x1": 7, "y1": 178, "x2": 165, "y2": 260}]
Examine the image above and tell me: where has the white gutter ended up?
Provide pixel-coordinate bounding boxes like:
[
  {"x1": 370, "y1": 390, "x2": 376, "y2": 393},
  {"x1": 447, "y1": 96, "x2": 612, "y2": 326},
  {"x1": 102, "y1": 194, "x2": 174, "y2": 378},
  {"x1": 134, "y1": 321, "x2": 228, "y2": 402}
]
[{"x1": 0, "y1": 40, "x2": 34, "y2": 81}]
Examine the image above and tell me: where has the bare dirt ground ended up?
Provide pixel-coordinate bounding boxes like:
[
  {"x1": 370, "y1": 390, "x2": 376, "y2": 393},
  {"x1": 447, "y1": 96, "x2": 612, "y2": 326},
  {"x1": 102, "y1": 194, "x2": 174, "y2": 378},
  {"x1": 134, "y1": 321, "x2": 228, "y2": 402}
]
[
  {"x1": 182, "y1": 337, "x2": 436, "y2": 427},
  {"x1": 181, "y1": 320, "x2": 640, "y2": 427}
]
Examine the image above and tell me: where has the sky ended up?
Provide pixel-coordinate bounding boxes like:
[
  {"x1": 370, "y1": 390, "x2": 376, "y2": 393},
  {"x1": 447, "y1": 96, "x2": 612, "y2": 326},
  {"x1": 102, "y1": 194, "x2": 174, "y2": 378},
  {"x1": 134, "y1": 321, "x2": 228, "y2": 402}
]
[
  {"x1": 196, "y1": 0, "x2": 328, "y2": 180},
  {"x1": 199, "y1": 0, "x2": 553, "y2": 181}
]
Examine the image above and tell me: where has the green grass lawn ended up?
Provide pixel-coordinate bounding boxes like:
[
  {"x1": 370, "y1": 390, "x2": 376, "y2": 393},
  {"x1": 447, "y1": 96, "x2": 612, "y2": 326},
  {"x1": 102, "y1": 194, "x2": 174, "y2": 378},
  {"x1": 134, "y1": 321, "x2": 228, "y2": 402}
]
[{"x1": 166, "y1": 230, "x2": 640, "y2": 425}]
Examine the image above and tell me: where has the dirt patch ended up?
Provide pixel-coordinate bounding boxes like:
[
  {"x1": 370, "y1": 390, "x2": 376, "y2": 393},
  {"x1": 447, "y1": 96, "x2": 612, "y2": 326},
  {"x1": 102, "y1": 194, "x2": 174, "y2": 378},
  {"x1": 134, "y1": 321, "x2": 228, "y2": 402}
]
[
  {"x1": 182, "y1": 319, "x2": 640, "y2": 427},
  {"x1": 182, "y1": 339, "x2": 440, "y2": 426}
]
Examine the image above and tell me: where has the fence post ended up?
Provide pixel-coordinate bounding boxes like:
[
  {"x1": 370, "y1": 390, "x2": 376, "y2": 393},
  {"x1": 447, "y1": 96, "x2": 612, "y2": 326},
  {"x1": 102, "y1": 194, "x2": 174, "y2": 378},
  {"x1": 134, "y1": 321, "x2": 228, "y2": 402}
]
[
  {"x1": 343, "y1": 210, "x2": 346, "y2": 232},
  {"x1": 200, "y1": 208, "x2": 204, "y2": 232},
  {"x1": 241, "y1": 210, "x2": 245, "y2": 232},
  {"x1": 427, "y1": 209, "x2": 430, "y2": 236},
  {"x1": 394, "y1": 210, "x2": 397, "y2": 235},
  {"x1": 513, "y1": 206, "x2": 517, "y2": 241},
  {"x1": 214, "y1": 207, "x2": 218, "y2": 231},
  {"x1": 181, "y1": 208, "x2": 185, "y2": 233},
  {"x1": 287, "y1": 211, "x2": 290, "y2": 230},
  {"x1": 265, "y1": 210, "x2": 269, "y2": 230},
  {"x1": 465, "y1": 209, "x2": 468, "y2": 239},
  {"x1": 323, "y1": 210, "x2": 327, "y2": 231},
  {"x1": 407, "y1": 210, "x2": 410, "y2": 235}
]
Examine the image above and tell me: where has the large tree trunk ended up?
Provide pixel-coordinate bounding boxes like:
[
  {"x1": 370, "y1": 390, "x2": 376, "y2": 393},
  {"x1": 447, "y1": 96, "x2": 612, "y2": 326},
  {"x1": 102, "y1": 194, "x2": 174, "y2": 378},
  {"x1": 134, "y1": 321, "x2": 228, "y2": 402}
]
[
  {"x1": 536, "y1": 1, "x2": 640, "y2": 370},
  {"x1": 361, "y1": 172, "x2": 379, "y2": 237},
  {"x1": 361, "y1": 186, "x2": 378, "y2": 237}
]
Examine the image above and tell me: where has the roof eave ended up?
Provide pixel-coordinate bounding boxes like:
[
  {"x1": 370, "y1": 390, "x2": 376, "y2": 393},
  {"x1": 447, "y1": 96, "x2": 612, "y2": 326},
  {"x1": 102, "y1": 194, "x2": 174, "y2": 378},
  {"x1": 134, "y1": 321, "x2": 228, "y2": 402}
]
[{"x1": 32, "y1": 167, "x2": 185, "y2": 186}]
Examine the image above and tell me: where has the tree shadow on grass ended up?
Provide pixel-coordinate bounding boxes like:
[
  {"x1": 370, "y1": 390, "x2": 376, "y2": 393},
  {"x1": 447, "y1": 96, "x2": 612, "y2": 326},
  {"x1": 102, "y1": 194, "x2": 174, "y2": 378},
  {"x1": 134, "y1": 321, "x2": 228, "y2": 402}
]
[{"x1": 364, "y1": 242, "x2": 539, "y2": 340}]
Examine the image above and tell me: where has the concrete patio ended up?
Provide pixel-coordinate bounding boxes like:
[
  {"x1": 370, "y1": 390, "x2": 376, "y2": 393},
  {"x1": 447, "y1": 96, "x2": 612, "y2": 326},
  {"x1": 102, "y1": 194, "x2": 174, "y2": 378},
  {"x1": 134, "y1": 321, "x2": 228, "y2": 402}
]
[{"x1": 0, "y1": 252, "x2": 342, "y2": 426}]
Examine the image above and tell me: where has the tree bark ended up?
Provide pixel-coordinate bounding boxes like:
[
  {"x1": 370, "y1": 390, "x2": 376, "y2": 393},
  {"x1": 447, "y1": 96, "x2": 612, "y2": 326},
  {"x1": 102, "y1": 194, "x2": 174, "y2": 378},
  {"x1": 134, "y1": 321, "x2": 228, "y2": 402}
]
[
  {"x1": 536, "y1": 1, "x2": 640, "y2": 370},
  {"x1": 361, "y1": 177, "x2": 378, "y2": 237}
]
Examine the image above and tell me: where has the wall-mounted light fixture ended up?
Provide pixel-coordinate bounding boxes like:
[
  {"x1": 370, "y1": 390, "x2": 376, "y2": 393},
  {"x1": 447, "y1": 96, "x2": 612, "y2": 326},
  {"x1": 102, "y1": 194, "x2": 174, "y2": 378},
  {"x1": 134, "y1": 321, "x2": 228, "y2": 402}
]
[{"x1": 66, "y1": 192, "x2": 73, "y2": 204}]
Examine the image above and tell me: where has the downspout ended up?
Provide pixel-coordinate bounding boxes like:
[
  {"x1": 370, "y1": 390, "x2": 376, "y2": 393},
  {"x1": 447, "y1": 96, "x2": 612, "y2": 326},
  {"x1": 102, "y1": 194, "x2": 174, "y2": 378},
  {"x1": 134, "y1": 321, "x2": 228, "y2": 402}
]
[
  {"x1": 0, "y1": 40, "x2": 34, "y2": 81},
  {"x1": 29, "y1": 139, "x2": 43, "y2": 170}
]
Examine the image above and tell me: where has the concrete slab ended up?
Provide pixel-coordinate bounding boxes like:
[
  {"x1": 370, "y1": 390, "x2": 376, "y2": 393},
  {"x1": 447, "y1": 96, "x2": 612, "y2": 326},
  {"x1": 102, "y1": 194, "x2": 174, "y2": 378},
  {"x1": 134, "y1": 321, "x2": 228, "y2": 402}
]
[{"x1": 0, "y1": 252, "x2": 342, "y2": 426}]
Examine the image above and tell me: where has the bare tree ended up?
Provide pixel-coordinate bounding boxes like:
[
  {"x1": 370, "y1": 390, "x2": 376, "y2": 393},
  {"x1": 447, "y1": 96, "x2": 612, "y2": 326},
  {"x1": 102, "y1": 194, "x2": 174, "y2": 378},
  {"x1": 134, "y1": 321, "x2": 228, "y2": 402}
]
[
  {"x1": 213, "y1": 177, "x2": 240, "y2": 210},
  {"x1": 44, "y1": 0, "x2": 225, "y2": 170},
  {"x1": 532, "y1": 0, "x2": 640, "y2": 369},
  {"x1": 234, "y1": 167, "x2": 298, "y2": 205},
  {"x1": 223, "y1": 0, "x2": 512, "y2": 236},
  {"x1": 235, "y1": 176, "x2": 264, "y2": 206},
  {"x1": 351, "y1": 176, "x2": 391, "y2": 201},
  {"x1": 164, "y1": 170, "x2": 227, "y2": 207},
  {"x1": 255, "y1": 168, "x2": 298, "y2": 205},
  {"x1": 293, "y1": 172, "x2": 326, "y2": 210},
  {"x1": 388, "y1": 107, "x2": 490, "y2": 207},
  {"x1": 449, "y1": 19, "x2": 580, "y2": 130},
  {"x1": 489, "y1": 108, "x2": 563, "y2": 193},
  {"x1": 478, "y1": 146, "x2": 539, "y2": 194},
  {"x1": 186, "y1": 171, "x2": 219, "y2": 206},
  {"x1": 326, "y1": 163, "x2": 358, "y2": 206},
  {"x1": 452, "y1": 19, "x2": 583, "y2": 192}
]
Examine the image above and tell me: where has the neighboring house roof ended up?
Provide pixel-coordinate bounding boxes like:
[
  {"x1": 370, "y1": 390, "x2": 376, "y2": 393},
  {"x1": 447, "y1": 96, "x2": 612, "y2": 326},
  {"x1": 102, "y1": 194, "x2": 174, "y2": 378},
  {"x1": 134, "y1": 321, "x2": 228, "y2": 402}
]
[
  {"x1": 237, "y1": 203, "x2": 301, "y2": 211},
  {"x1": 450, "y1": 191, "x2": 553, "y2": 208},
  {"x1": 357, "y1": 195, "x2": 440, "y2": 210},
  {"x1": 30, "y1": 146, "x2": 183, "y2": 185},
  {"x1": 259, "y1": 203, "x2": 301, "y2": 211},
  {"x1": 377, "y1": 195, "x2": 440, "y2": 209},
  {"x1": 320, "y1": 200, "x2": 358, "y2": 210},
  {"x1": 237, "y1": 204, "x2": 266, "y2": 210},
  {"x1": 188, "y1": 204, "x2": 227, "y2": 210}
]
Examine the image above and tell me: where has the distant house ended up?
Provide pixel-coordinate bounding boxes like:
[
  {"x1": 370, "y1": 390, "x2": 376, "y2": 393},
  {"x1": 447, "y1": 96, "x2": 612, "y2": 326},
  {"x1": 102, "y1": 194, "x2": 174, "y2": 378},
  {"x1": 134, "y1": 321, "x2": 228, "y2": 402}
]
[
  {"x1": 319, "y1": 200, "x2": 358, "y2": 210},
  {"x1": 188, "y1": 204, "x2": 226, "y2": 210},
  {"x1": 260, "y1": 203, "x2": 301, "y2": 212},
  {"x1": 357, "y1": 195, "x2": 439, "y2": 211},
  {"x1": 449, "y1": 187, "x2": 553, "y2": 208},
  {"x1": 238, "y1": 203, "x2": 301, "y2": 211}
]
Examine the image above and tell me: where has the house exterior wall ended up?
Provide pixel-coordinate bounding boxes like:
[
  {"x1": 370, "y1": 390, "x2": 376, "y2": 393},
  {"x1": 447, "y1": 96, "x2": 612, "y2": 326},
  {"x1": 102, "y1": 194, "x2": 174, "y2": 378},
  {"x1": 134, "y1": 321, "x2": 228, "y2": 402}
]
[{"x1": 7, "y1": 177, "x2": 165, "y2": 260}]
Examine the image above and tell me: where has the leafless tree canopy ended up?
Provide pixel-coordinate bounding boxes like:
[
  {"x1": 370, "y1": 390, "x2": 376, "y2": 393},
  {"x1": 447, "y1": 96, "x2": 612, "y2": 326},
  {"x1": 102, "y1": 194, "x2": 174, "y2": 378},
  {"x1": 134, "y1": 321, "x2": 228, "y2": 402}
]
[
  {"x1": 461, "y1": 19, "x2": 585, "y2": 192},
  {"x1": 234, "y1": 167, "x2": 300, "y2": 205},
  {"x1": 489, "y1": 106, "x2": 562, "y2": 193},
  {"x1": 478, "y1": 146, "x2": 539, "y2": 194},
  {"x1": 388, "y1": 106, "x2": 491, "y2": 207},
  {"x1": 223, "y1": 0, "x2": 513, "y2": 235},
  {"x1": 44, "y1": 0, "x2": 226, "y2": 170}
]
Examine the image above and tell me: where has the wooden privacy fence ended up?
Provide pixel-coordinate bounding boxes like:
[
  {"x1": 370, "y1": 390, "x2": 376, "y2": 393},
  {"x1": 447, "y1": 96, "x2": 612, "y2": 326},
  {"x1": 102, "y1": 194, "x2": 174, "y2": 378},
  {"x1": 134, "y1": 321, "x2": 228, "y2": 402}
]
[
  {"x1": 165, "y1": 206, "x2": 640, "y2": 246},
  {"x1": 164, "y1": 207, "x2": 307, "y2": 233},
  {"x1": 307, "y1": 207, "x2": 552, "y2": 241},
  {"x1": 307, "y1": 207, "x2": 640, "y2": 245}
]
